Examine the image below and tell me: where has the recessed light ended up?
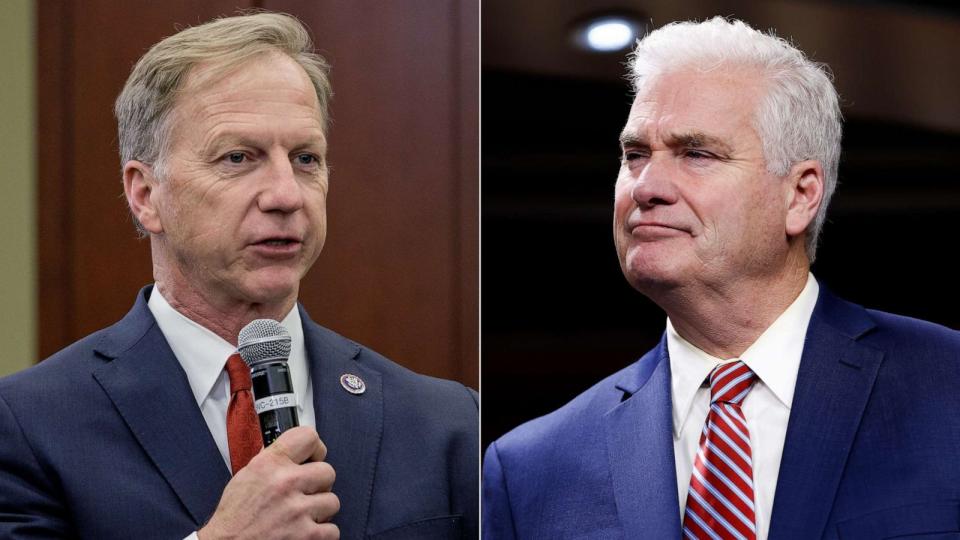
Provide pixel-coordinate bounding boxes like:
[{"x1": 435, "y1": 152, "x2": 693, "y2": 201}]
[{"x1": 573, "y1": 15, "x2": 645, "y2": 53}]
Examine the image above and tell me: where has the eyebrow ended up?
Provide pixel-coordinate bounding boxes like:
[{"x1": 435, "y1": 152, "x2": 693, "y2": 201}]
[
  {"x1": 669, "y1": 132, "x2": 732, "y2": 154},
  {"x1": 200, "y1": 132, "x2": 326, "y2": 159},
  {"x1": 619, "y1": 130, "x2": 733, "y2": 155},
  {"x1": 200, "y1": 134, "x2": 252, "y2": 156},
  {"x1": 618, "y1": 132, "x2": 647, "y2": 148}
]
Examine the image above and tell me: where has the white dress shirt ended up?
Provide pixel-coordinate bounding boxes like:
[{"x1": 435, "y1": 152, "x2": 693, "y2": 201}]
[
  {"x1": 147, "y1": 287, "x2": 316, "y2": 470},
  {"x1": 148, "y1": 289, "x2": 316, "y2": 540},
  {"x1": 669, "y1": 273, "x2": 818, "y2": 540}
]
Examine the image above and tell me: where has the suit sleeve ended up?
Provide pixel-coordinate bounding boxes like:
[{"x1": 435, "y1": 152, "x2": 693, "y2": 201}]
[
  {"x1": 457, "y1": 383, "x2": 479, "y2": 539},
  {"x1": 0, "y1": 392, "x2": 71, "y2": 538},
  {"x1": 482, "y1": 441, "x2": 518, "y2": 540}
]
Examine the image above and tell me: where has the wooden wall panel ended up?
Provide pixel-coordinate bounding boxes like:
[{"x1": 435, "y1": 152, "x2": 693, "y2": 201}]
[
  {"x1": 36, "y1": 0, "x2": 73, "y2": 356},
  {"x1": 37, "y1": 0, "x2": 478, "y2": 388}
]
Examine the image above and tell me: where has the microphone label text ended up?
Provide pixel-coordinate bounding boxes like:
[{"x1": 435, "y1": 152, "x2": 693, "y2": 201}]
[{"x1": 254, "y1": 393, "x2": 297, "y2": 414}]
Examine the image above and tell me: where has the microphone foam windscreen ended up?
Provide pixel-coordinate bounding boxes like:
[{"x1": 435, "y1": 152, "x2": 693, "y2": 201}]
[{"x1": 237, "y1": 319, "x2": 292, "y2": 367}]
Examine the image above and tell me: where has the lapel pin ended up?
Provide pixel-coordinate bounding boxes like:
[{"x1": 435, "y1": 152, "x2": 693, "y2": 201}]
[{"x1": 339, "y1": 373, "x2": 366, "y2": 395}]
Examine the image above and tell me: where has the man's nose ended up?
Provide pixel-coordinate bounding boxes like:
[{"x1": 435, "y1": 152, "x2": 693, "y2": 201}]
[
  {"x1": 631, "y1": 154, "x2": 678, "y2": 208},
  {"x1": 258, "y1": 156, "x2": 305, "y2": 213}
]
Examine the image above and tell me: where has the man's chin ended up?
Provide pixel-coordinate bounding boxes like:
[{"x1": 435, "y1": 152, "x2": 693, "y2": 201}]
[
  {"x1": 621, "y1": 260, "x2": 687, "y2": 295},
  {"x1": 238, "y1": 276, "x2": 300, "y2": 308}
]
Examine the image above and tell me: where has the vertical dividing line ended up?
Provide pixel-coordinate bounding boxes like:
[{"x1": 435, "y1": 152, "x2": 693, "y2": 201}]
[
  {"x1": 455, "y1": 0, "x2": 480, "y2": 390},
  {"x1": 451, "y1": 0, "x2": 480, "y2": 388}
]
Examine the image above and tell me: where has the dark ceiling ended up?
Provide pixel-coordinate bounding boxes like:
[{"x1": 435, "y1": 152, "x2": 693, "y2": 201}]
[{"x1": 483, "y1": 0, "x2": 960, "y2": 132}]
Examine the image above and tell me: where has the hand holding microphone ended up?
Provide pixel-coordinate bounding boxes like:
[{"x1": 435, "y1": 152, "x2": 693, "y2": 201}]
[
  {"x1": 200, "y1": 427, "x2": 339, "y2": 540},
  {"x1": 199, "y1": 320, "x2": 339, "y2": 540}
]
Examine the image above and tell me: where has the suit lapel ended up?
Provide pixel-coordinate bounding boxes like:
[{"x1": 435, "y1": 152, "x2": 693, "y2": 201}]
[
  {"x1": 301, "y1": 308, "x2": 383, "y2": 540},
  {"x1": 92, "y1": 288, "x2": 229, "y2": 526},
  {"x1": 603, "y1": 338, "x2": 682, "y2": 539},
  {"x1": 768, "y1": 289, "x2": 883, "y2": 538}
]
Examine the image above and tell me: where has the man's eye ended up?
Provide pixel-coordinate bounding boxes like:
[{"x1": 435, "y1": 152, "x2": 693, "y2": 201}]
[
  {"x1": 226, "y1": 152, "x2": 246, "y2": 164},
  {"x1": 294, "y1": 154, "x2": 320, "y2": 167},
  {"x1": 622, "y1": 150, "x2": 648, "y2": 161},
  {"x1": 684, "y1": 150, "x2": 713, "y2": 160}
]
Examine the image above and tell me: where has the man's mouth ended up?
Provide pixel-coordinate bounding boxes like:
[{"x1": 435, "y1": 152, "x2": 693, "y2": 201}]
[
  {"x1": 250, "y1": 237, "x2": 303, "y2": 256},
  {"x1": 259, "y1": 239, "x2": 297, "y2": 246}
]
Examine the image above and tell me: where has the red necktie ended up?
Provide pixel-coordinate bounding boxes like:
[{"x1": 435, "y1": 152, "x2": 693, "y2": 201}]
[
  {"x1": 225, "y1": 353, "x2": 263, "y2": 475},
  {"x1": 682, "y1": 360, "x2": 758, "y2": 540}
]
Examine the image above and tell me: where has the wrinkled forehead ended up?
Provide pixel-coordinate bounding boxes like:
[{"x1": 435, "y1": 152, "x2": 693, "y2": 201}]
[
  {"x1": 164, "y1": 53, "x2": 326, "y2": 145},
  {"x1": 624, "y1": 66, "x2": 767, "y2": 143},
  {"x1": 174, "y1": 51, "x2": 324, "y2": 123}
]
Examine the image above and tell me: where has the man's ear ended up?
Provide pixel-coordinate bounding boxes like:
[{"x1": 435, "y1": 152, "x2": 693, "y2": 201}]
[
  {"x1": 785, "y1": 160, "x2": 825, "y2": 237},
  {"x1": 122, "y1": 160, "x2": 164, "y2": 234}
]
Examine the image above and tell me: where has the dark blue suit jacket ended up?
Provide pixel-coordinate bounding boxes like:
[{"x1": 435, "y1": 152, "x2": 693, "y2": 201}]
[
  {"x1": 483, "y1": 288, "x2": 960, "y2": 539},
  {"x1": 0, "y1": 287, "x2": 478, "y2": 539}
]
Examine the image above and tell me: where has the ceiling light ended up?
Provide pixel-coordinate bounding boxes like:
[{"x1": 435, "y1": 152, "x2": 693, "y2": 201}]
[{"x1": 573, "y1": 14, "x2": 645, "y2": 53}]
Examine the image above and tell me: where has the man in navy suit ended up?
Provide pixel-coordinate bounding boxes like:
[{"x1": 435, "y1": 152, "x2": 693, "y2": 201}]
[
  {"x1": 0, "y1": 12, "x2": 476, "y2": 540},
  {"x1": 483, "y1": 17, "x2": 960, "y2": 540}
]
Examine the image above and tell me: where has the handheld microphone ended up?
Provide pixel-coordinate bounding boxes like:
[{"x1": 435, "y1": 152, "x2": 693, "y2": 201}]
[{"x1": 238, "y1": 319, "x2": 299, "y2": 447}]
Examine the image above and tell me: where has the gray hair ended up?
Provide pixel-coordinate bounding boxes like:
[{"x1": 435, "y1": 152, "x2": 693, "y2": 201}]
[
  {"x1": 115, "y1": 11, "x2": 332, "y2": 234},
  {"x1": 628, "y1": 17, "x2": 842, "y2": 262}
]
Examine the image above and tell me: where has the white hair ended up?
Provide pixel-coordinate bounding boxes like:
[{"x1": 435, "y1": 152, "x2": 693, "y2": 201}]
[{"x1": 629, "y1": 17, "x2": 842, "y2": 261}]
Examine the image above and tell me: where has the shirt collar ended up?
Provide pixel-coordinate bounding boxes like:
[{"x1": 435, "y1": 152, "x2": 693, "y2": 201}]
[
  {"x1": 668, "y1": 273, "x2": 819, "y2": 437},
  {"x1": 147, "y1": 287, "x2": 309, "y2": 412}
]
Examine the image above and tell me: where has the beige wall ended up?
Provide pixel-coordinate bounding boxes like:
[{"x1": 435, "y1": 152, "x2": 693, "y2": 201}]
[{"x1": 0, "y1": 0, "x2": 36, "y2": 376}]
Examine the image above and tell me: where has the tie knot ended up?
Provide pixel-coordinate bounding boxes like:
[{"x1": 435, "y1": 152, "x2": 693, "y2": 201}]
[
  {"x1": 225, "y1": 353, "x2": 252, "y2": 393},
  {"x1": 709, "y1": 360, "x2": 756, "y2": 405}
]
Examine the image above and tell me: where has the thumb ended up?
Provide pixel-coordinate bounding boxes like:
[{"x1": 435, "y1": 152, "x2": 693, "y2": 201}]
[{"x1": 265, "y1": 426, "x2": 327, "y2": 464}]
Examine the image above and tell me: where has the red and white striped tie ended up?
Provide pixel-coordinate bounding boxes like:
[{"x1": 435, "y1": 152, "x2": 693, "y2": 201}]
[{"x1": 682, "y1": 360, "x2": 758, "y2": 540}]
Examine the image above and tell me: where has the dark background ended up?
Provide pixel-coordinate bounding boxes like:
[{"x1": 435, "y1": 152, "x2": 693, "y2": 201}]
[{"x1": 482, "y1": 0, "x2": 960, "y2": 450}]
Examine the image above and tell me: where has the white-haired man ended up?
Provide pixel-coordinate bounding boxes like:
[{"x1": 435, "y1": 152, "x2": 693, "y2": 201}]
[
  {"x1": 483, "y1": 17, "x2": 960, "y2": 540},
  {"x1": 0, "y1": 13, "x2": 477, "y2": 540}
]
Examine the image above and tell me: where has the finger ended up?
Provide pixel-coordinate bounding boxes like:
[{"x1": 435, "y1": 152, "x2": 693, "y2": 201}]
[
  {"x1": 268, "y1": 426, "x2": 327, "y2": 464},
  {"x1": 311, "y1": 522, "x2": 340, "y2": 540},
  {"x1": 306, "y1": 491, "x2": 341, "y2": 524},
  {"x1": 296, "y1": 460, "x2": 336, "y2": 494}
]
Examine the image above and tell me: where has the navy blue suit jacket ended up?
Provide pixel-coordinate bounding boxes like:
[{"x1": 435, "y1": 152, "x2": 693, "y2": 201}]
[
  {"x1": 0, "y1": 287, "x2": 478, "y2": 539},
  {"x1": 483, "y1": 288, "x2": 960, "y2": 539}
]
